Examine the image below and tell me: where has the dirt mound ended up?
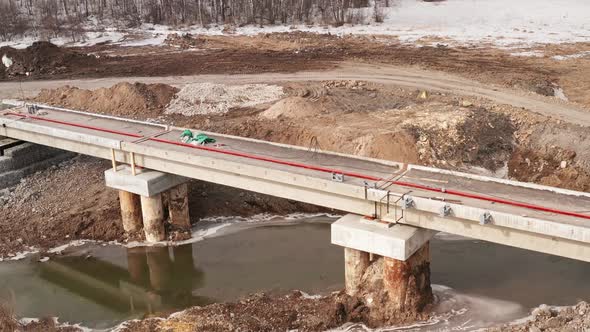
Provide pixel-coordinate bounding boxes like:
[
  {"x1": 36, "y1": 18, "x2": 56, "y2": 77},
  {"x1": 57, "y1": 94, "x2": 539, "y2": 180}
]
[
  {"x1": 260, "y1": 96, "x2": 322, "y2": 119},
  {"x1": 120, "y1": 289, "x2": 429, "y2": 332},
  {"x1": 404, "y1": 106, "x2": 515, "y2": 170},
  {"x1": 0, "y1": 41, "x2": 96, "y2": 79},
  {"x1": 35, "y1": 82, "x2": 178, "y2": 118}
]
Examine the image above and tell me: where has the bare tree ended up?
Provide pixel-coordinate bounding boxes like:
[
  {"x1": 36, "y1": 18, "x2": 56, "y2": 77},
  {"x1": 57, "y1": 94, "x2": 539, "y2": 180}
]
[{"x1": 0, "y1": 0, "x2": 390, "y2": 42}]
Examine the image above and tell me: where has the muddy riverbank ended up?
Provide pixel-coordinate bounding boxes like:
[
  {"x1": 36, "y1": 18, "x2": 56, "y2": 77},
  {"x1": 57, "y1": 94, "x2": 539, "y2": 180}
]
[
  {"x1": 2, "y1": 220, "x2": 590, "y2": 331},
  {"x1": 0, "y1": 155, "x2": 325, "y2": 258}
]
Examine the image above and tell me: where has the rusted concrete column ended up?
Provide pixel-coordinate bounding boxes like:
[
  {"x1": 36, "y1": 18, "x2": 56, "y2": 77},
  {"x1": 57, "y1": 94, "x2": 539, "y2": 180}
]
[
  {"x1": 140, "y1": 194, "x2": 166, "y2": 242},
  {"x1": 344, "y1": 247, "x2": 370, "y2": 296},
  {"x1": 383, "y1": 242, "x2": 433, "y2": 312},
  {"x1": 168, "y1": 183, "x2": 191, "y2": 230},
  {"x1": 119, "y1": 190, "x2": 142, "y2": 232}
]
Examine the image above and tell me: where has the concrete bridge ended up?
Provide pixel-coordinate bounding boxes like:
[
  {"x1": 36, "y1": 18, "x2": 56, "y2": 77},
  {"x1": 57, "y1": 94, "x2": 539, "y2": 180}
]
[{"x1": 2, "y1": 101, "x2": 590, "y2": 301}]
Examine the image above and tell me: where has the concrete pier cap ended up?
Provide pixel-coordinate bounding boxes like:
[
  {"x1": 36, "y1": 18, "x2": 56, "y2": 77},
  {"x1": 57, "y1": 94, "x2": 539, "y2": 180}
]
[
  {"x1": 331, "y1": 214, "x2": 437, "y2": 261},
  {"x1": 105, "y1": 165, "x2": 188, "y2": 197}
]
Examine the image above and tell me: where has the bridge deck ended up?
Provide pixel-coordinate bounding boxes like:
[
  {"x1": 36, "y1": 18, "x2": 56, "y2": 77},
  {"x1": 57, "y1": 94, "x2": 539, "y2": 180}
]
[{"x1": 2, "y1": 104, "x2": 590, "y2": 260}]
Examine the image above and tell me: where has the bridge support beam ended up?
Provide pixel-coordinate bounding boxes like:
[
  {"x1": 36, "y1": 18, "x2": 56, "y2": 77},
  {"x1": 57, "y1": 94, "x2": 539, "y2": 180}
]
[
  {"x1": 169, "y1": 183, "x2": 191, "y2": 230},
  {"x1": 141, "y1": 194, "x2": 166, "y2": 242},
  {"x1": 119, "y1": 190, "x2": 142, "y2": 232},
  {"x1": 332, "y1": 214, "x2": 436, "y2": 314},
  {"x1": 105, "y1": 165, "x2": 190, "y2": 242},
  {"x1": 383, "y1": 243, "x2": 433, "y2": 312},
  {"x1": 344, "y1": 247, "x2": 370, "y2": 296}
]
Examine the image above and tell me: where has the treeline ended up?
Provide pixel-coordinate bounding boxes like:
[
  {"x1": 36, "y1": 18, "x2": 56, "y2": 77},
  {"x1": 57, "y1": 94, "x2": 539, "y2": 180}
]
[{"x1": 0, "y1": 0, "x2": 395, "y2": 41}]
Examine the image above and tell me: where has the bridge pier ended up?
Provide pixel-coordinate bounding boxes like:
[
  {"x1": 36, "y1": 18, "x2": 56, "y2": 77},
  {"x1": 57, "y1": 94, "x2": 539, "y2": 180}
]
[
  {"x1": 105, "y1": 165, "x2": 190, "y2": 242},
  {"x1": 332, "y1": 214, "x2": 436, "y2": 314},
  {"x1": 383, "y1": 243, "x2": 432, "y2": 312},
  {"x1": 344, "y1": 247, "x2": 370, "y2": 296},
  {"x1": 119, "y1": 190, "x2": 142, "y2": 232},
  {"x1": 140, "y1": 194, "x2": 166, "y2": 242},
  {"x1": 168, "y1": 183, "x2": 191, "y2": 230}
]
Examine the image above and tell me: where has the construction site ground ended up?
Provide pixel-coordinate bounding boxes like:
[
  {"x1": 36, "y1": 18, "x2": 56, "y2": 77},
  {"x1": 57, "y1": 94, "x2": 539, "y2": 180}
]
[{"x1": 1, "y1": 33, "x2": 590, "y2": 331}]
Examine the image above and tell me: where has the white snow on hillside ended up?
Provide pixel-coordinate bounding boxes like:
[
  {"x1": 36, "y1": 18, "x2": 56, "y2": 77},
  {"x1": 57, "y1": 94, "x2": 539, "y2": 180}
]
[
  {"x1": 138, "y1": 0, "x2": 590, "y2": 47},
  {"x1": 0, "y1": 31, "x2": 125, "y2": 49},
  {"x1": 1, "y1": 0, "x2": 589, "y2": 49}
]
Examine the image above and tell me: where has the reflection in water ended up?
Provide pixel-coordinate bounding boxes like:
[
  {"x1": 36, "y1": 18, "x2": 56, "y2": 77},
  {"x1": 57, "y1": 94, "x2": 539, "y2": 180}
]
[
  {"x1": 0, "y1": 221, "x2": 342, "y2": 329},
  {"x1": 38, "y1": 245, "x2": 211, "y2": 316},
  {"x1": 2, "y1": 219, "x2": 589, "y2": 331}
]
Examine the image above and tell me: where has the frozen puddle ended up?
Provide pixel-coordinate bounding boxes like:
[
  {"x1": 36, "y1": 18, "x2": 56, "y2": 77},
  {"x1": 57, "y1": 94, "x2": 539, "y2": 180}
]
[{"x1": 1, "y1": 217, "x2": 590, "y2": 330}]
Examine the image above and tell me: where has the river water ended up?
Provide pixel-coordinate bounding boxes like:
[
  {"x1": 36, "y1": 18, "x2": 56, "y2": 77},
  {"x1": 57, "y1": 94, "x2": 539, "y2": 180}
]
[{"x1": 1, "y1": 215, "x2": 589, "y2": 331}]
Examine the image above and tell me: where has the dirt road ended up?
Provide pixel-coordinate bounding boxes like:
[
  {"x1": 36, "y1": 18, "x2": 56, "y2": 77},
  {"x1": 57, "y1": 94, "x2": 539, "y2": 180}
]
[{"x1": 1, "y1": 62, "x2": 589, "y2": 126}]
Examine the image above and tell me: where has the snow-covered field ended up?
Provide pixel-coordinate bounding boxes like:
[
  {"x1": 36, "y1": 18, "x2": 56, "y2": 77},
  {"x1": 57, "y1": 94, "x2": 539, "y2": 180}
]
[{"x1": 1, "y1": 0, "x2": 589, "y2": 49}]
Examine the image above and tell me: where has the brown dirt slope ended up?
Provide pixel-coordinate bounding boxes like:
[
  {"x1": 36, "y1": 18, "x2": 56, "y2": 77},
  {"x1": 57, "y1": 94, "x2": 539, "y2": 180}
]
[
  {"x1": 119, "y1": 290, "x2": 429, "y2": 332},
  {"x1": 0, "y1": 34, "x2": 558, "y2": 100},
  {"x1": 34, "y1": 82, "x2": 178, "y2": 118}
]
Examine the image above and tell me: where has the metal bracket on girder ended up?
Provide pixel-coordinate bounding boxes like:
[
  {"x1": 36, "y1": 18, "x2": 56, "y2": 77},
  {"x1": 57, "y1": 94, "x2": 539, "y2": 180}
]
[
  {"x1": 27, "y1": 104, "x2": 39, "y2": 115},
  {"x1": 439, "y1": 204, "x2": 452, "y2": 217},
  {"x1": 331, "y1": 172, "x2": 344, "y2": 182},
  {"x1": 480, "y1": 211, "x2": 493, "y2": 225},
  {"x1": 402, "y1": 195, "x2": 414, "y2": 209}
]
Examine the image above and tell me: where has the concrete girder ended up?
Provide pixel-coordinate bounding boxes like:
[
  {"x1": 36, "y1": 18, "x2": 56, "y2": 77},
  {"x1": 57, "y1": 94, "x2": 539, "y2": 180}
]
[{"x1": 4, "y1": 117, "x2": 590, "y2": 262}]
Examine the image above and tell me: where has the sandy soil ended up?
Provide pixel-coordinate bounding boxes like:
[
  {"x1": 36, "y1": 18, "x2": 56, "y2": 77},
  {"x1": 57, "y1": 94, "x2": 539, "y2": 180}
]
[
  {"x1": 2, "y1": 33, "x2": 590, "y2": 331},
  {"x1": 0, "y1": 33, "x2": 550, "y2": 88},
  {"x1": 485, "y1": 302, "x2": 590, "y2": 332},
  {"x1": 35, "y1": 82, "x2": 178, "y2": 119},
  {"x1": 2, "y1": 34, "x2": 590, "y2": 109},
  {"x1": 32, "y1": 79, "x2": 590, "y2": 189}
]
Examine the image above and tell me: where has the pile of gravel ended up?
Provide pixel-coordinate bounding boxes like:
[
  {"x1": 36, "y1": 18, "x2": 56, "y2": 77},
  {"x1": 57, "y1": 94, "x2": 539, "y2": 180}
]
[{"x1": 165, "y1": 83, "x2": 284, "y2": 116}]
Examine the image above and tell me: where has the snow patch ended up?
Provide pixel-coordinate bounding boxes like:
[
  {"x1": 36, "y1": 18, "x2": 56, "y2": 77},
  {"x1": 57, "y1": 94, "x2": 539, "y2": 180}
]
[
  {"x1": 48, "y1": 240, "x2": 96, "y2": 254},
  {"x1": 0, "y1": 31, "x2": 124, "y2": 49},
  {"x1": 124, "y1": 212, "x2": 338, "y2": 248},
  {"x1": 552, "y1": 51, "x2": 590, "y2": 61},
  {"x1": 299, "y1": 291, "x2": 323, "y2": 300},
  {"x1": 127, "y1": 0, "x2": 590, "y2": 47},
  {"x1": 0, "y1": 248, "x2": 39, "y2": 262},
  {"x1": 20, "y1": 317, "x2": 94, "y2": 332},
  {"x1": 554, "y1": 87, "x2": 569, "y2": 102},
  {"x1": 510, "y1": 50, "x2": 545, "y2": 57}
]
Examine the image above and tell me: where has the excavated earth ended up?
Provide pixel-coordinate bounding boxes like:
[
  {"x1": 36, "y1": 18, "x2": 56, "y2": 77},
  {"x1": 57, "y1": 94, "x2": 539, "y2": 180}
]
[
  {"x1": 12, "y1": 79, "x2": 588, "y2": 258},
  {"x1": 4, "y1": 33, "x2": 590, "y2": 107},
  {"x1": 0, "y1": 79, "x2": 583, "y2": 331},
  {"x1": 2, "y1": 34, "x2": 590, "y2": 331}
]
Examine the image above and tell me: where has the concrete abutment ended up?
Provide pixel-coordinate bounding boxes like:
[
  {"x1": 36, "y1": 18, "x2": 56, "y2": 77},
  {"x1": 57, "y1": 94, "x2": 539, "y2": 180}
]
[{"x1": 105, "y1": 165, "x2": 191, "y2": 242}]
